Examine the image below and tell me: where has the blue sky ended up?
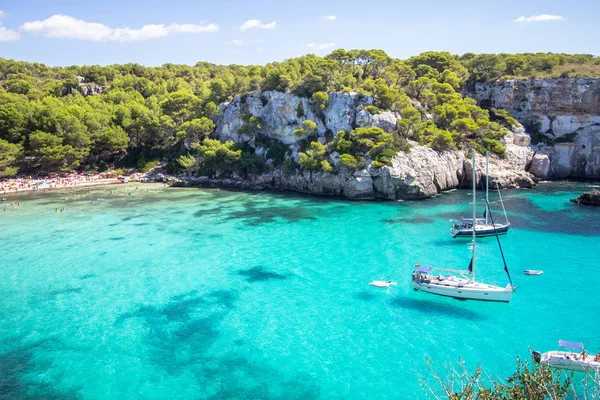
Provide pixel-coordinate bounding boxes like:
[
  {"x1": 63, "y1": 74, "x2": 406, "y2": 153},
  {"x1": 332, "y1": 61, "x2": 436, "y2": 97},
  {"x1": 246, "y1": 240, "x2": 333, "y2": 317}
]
[{"x1": 0, "y1": 0, "x2": 598, "y2": 66}]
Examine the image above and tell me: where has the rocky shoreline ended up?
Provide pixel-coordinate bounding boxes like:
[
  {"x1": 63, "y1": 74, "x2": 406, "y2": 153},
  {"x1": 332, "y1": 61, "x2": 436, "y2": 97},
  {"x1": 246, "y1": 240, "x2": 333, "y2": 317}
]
[
  {"x1": 151, "y1": 140, "x2": 539, "y2": 200},
  {"x1": 571, "y1": 189, "x2": 600, "y2": 206},
  {"x1": 147, "y1": 77, "x2": 600, "y2": 201}
]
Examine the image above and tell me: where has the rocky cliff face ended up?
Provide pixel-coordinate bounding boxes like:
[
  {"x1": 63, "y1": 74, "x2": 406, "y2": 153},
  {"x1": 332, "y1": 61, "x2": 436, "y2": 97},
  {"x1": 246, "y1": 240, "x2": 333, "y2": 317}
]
[
  {"x1": 212, "y1": 91, "x2": 535, "y2": 200},
  {"x1": 466, "y1": 78, "x2": 600, "y2": 178},
  {"x1": 64, "y1": 76, "x2": 105, "y2": 96}
]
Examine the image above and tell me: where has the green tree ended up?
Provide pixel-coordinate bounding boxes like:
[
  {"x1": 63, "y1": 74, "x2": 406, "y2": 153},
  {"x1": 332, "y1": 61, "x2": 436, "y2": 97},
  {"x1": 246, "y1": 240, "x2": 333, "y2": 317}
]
[
  {"x1": 293, "y1": 120, "x2": 318, "y2": 138},
  {"x1": 177, "y1": 117, "x2": 215, "y2": 142},
  {"x1": 177, "y1": 153, "x2": 198, "y2": 171},
  {"x1": 195, "y1": 139, "x2": 241, "y2": 176},
  {"x1": 298, "y1": 141, "x2": 326, "y2": 171},
  {"x1": 0, "y1": 139, "x2": 22, "y2": 176},
  {"x1": 311, "y1": 91, "x2": 329, "y2": 110},
  {"x1": 340, "y1": 153, "x2": 358, "y2": 169}
]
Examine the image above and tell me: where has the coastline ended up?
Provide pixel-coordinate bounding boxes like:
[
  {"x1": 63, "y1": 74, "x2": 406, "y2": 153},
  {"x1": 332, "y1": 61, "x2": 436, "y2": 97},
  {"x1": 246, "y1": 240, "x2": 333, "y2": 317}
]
[{"x1": 1, "y1": 178, "x2": 123, "y2": 198}]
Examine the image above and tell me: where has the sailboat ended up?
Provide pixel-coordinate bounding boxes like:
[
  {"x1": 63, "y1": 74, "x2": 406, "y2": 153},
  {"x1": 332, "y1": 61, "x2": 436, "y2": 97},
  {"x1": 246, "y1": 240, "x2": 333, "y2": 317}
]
[
  {"x1": 533, "y1": 340, "x2": 600, "y2": 372},
  {"x1": 411, "y1": 150, "x2": 515, "y2": 303},
  {"x1": 451, "y1": 152, "x2": 510, "y2": 238}
]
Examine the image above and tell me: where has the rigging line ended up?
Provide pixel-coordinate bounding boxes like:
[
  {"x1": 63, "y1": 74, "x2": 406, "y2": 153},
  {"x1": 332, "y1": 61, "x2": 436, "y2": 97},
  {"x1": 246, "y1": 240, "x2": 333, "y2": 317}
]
[
  {"x1": 496, "y1": 182, "x2": 509, "y2": 224},
  {"x1": 483, "y1": 196, "x2": 514, "y2": 287}
]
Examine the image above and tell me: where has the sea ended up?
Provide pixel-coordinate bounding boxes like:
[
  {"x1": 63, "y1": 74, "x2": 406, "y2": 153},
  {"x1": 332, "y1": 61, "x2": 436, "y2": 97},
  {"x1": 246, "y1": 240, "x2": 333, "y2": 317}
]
[{"x1": 1, "y1": 181, "x2": 599, "y2": 399}]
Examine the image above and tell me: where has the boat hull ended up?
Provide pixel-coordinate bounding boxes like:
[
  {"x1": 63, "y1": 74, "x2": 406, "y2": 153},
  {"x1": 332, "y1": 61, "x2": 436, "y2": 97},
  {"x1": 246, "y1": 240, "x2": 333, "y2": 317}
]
[
  {"x1": 451, "y1": 224, "x2": 510, "y2": 238},
  {"x1": 540, "y1": 351, "x2": 600, "y2": 372},
  {"x1": 411, "y1": 280, "x2": 513, "y2": 302}
]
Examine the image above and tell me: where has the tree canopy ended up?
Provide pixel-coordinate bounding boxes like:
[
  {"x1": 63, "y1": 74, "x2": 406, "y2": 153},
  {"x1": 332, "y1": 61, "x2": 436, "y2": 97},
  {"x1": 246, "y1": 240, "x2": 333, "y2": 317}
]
[{"x1": 0, "y1": 50, "x2": 597, "y2": 176}]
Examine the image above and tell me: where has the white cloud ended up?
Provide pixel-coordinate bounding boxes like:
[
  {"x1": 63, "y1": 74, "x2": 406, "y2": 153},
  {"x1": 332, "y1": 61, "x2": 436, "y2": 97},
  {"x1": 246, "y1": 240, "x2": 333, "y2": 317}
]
[
  {"x1": 232, "y1": 39, "x2": 244, "y2": 45},
  {"x1": 514, "y1": 14, "x2": 563, "y2": 23},
  {"x1": 251, "y1": 39, "x2": 263, "y2": 43},
  {"x1": 322, "y1": 15, "x2": 337, "y2": 21},
  {"x1": 240, "y1": 19, "x2": 276, "y2": 31},
  {"x1": 0, "y1": 9, "x2": 19, "y2": 41},
  {"x1": 304, "y1": 42, "x2": 336, "y2": 50},
  {"x1": 257, "y1": 47, "x2": 264, "y2": 52},
  {"x1": 0, "y1": 26, "x2": 20, "y2": 41},
  {"x1": 20, "y1": 14, "x2": 219, "y2": 41}
]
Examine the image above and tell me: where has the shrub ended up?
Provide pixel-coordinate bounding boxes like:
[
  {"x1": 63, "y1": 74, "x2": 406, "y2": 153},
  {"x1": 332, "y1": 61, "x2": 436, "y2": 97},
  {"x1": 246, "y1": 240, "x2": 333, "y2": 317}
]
[
  {"x1": 293, "y1": 120, "x2": 318, "y2": 142},
  {"x1": 311, "y1": 91, "x2": 329, "y2": 110},
  {"x1": 340, "y1": 154, "x2": 358, "y2": 169},
  {"x1": 296, "y1": 101, "x2": 305, "y2": 117},
  {"x1": 490, "y1": 108, "x2": 519, "y2": 129},
  {"x1": 177, "y1": 154, "x2": 197, "y2": 171},
  {"x1": 265, "y1": 140, "x2": 289, "y2": 166},
  {"x1": 321, "y1": 160, "x2": 333, "y2": 172},
  {"x1": 298, "y1": 141, "x2": 327, "y2": 171},
  {"x1": 366, "y1": 105, "x2": 383, "y2": 115},
  {"x1": 138, "y1": 159, "x2": 160, "y2": 173},
  {"x1": 430, "y1": 130, "x2": 455, "y2": 151}
]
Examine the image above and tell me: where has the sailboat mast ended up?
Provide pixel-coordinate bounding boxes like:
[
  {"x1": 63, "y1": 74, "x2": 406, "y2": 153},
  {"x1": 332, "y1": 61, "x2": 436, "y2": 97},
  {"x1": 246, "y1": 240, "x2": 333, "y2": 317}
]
[
  {"x1": 471, "y1": 149, "x2": 476, "y2": 282},
  {"x1": 485, "y1": 151, "x2": 489, "y2": 225}
]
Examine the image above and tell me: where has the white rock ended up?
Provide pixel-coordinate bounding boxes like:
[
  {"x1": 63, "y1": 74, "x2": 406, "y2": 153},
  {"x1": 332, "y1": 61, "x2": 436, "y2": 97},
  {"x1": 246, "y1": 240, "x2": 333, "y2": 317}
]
[
  {"x1": 468, "y1": 78, "x2": 600, "y2": 178},
  {"x1": 528, "y1": 153, "x2": 550, "y2": 178}
]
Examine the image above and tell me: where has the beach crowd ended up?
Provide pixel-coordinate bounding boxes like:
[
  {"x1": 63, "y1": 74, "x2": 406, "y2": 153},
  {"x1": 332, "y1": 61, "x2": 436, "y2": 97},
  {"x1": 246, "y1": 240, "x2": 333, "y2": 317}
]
[{"x1": 0, "y1": 173, "x2": 131, "y2": 195}]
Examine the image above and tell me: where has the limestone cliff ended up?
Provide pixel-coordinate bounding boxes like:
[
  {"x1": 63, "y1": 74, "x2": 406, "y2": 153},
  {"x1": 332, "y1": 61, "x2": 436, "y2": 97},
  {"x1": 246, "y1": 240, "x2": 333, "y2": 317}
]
[
  {"x1": 466, "y1": 78, "x2": 600, "y2": 178},
  {"x1": 204, "y1": 91, "x2": 535, "y2": 200}
]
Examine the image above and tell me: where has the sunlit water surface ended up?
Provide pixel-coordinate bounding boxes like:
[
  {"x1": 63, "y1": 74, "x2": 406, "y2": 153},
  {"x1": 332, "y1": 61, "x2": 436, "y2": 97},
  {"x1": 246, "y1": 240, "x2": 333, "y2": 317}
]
[{"x1": 1, "y1": 181, "x2": 599, "y2": 399}]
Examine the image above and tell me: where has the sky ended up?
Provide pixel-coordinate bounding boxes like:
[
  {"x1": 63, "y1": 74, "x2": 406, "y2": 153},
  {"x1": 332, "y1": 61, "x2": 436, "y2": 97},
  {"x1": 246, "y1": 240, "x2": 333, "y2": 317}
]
[{"x1": 0, "y1": 0, "x2": 598, "y2": 67}]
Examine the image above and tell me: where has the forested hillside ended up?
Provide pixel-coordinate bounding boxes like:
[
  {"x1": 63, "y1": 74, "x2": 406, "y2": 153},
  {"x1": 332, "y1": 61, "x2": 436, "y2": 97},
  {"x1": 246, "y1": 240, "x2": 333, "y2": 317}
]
[{"x1": 0, "y1": 51, "x2": 597, "y2": 177}]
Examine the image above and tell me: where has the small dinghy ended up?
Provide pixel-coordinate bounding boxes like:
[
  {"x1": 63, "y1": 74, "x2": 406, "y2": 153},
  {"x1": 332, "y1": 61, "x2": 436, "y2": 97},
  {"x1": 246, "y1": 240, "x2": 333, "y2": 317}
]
[
  {"x1": 369, "y1": 280, "x2": 397, "y2": 288},
  {"x1": 524, "y1": 270, "x2": 543, "y2": 275}
]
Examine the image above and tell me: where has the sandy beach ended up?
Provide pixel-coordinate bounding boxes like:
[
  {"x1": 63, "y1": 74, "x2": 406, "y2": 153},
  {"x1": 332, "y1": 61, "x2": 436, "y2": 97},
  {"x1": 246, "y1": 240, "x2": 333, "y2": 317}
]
[{"x1": 1, "y1": 177, "x2": 124, "y2": 197}]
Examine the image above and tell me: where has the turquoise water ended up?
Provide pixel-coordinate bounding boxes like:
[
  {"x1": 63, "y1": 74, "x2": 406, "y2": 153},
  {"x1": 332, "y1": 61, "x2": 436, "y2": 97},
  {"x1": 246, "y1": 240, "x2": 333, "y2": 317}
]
[{"x1": 1, "y1": 182, "x2": 599, "y2": 399}]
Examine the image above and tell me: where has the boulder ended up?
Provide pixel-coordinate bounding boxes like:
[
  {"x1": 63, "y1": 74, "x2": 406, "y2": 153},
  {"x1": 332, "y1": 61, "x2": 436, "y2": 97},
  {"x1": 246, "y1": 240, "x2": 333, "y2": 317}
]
[
  {"x1": 343, "y1": 169, "x2": 375, "y2": 200},
  {"x1": 528, "y1": 153, "x2": 550, "y2": 178},
  {"x1": 571, "y1": 189, "x2": 600, "y2": 206}
]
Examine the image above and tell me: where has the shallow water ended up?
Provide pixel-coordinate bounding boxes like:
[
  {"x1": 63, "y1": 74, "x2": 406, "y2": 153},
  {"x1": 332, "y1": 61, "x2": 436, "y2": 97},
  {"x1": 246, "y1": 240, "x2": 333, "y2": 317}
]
[{"x1": 1, "y1": 182, "x2": 599, "y2": 399}]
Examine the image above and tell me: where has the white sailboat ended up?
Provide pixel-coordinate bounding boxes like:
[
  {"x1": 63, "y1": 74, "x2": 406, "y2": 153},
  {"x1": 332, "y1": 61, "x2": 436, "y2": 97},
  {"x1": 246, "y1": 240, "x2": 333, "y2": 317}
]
[
  {"x1": 533, "y1": 340, "x2": 600, "y2": 372},
  {"x1": 451, "y1": 152, "x2": 510, "y2": 238},
  {"x1": 411, "y1": 150, "x2": 515, "y2": 303}
]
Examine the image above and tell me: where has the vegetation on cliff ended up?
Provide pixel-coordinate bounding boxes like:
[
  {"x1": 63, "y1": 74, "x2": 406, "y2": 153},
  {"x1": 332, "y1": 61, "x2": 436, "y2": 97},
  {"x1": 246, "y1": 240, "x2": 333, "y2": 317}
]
[{"x1": 0, "y1": 51, "x2": 597, "y2": 177}]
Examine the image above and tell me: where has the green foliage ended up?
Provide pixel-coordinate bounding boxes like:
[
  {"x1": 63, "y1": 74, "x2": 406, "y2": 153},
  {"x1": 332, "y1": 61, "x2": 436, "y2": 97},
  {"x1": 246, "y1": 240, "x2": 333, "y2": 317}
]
[
  {"x1": 293, "y1": 120, "x2": 318, "y2": 138},
  {"x1": 295, "y1": 101, "x2": 304, "y2": 117},
  {"x1": 320, "y1": 160, "x2": 333, "y2": 172},
  {"x1": 298, "y1": 141, "x2": 327, "y2": 171},
  {"x1": 176, "y1": 154, "x2": 197, "y2": 171},
  {"x1": 340, "y1": 154, "x2": 358, "y2": 169},
  {"x1": 458, "y1": 52, "x2": 600, "y2": 82},
  {"x1": 195, "y1": 139, "x2": 241, "y2": 177},
  {"x1": 490, "y1": 108, "x2": 519, "y2": 129},
  {"x1": 265, "y1": 139, "x2": 289, "y2": 166},
  {"x1": 238, "y1": 146, "x2": 266, "y2": 175},
  {"x1": 407, "y1": 51, "x2": 469, "y2": 85},
  {"x1": 430, "y1": 129, "x2": 455, "y2": 151},
  {"x1": 365, "y1": 105, "x2": 382, "y2": 115},
  {"x1": 138, "y1": 159, "x2": 160, "y2": 173},
  {"x1": 0, "y1": 50, "x2": 596, "y2": 176},
  {"x1": 237, "y1": 114, "x2": 264, "y2": 137},
  {"x1": 0, "y1": 138, "x2": 22, "y2": 176},
  {"x1": 311, "y1": 91, "x2": 329, "y2": 110},
  {"x1": 176, "y1": 117, "x2": 215, "y2": 142},
  {"x1": 331, "y1": 130, "x2": 353, "y2": 154},
  {"x1": 467, "y1": 54, "x2": 506, "y2": 82},
  {"x1": 426, "y1": 357, "x2": 574, "y2": 399}
]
